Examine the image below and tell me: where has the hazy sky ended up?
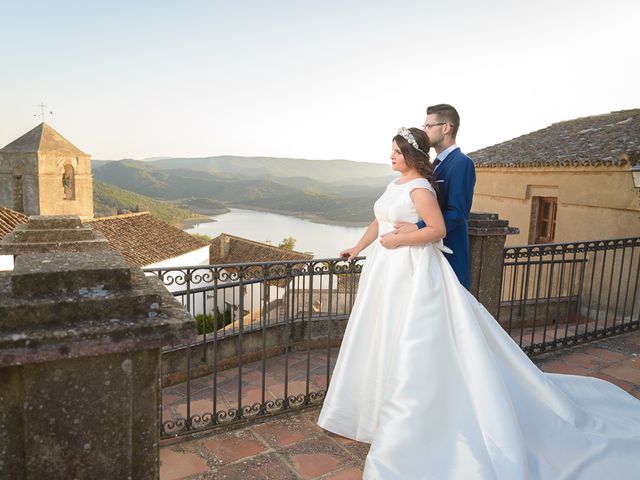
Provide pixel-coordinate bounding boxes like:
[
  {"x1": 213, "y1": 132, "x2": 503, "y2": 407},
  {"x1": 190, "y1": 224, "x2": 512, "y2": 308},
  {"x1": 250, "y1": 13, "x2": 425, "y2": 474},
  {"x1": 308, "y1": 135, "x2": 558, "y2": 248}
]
[{"x1": 1, "y1": 0, "x2": 638, "y2": 164}]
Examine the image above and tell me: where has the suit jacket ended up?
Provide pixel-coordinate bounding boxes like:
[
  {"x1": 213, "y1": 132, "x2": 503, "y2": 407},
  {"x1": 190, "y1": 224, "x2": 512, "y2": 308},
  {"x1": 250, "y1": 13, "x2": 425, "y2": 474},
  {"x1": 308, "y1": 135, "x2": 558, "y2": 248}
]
[{"x1": 420, "y1": 147, "x2": 476, "y2": 288}]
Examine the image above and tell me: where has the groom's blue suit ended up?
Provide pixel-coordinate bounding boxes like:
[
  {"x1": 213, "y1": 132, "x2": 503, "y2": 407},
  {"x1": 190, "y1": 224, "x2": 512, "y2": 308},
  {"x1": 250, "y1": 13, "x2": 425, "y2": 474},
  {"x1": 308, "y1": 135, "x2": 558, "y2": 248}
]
[{"x1": 419, "y1": 147, "x2": 475, "y2": 288}]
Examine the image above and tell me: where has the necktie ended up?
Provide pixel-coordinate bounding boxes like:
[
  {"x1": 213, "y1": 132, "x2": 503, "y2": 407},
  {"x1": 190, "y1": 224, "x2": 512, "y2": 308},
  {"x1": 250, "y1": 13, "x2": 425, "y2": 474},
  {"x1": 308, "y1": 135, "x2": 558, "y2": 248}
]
[{"x1": 433, "y1": 158, "x2": 442, "y2": 170}]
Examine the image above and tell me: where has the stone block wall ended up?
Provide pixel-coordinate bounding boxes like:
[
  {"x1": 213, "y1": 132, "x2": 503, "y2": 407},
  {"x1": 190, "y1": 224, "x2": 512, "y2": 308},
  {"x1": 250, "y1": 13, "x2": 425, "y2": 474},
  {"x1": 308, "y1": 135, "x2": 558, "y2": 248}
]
[{"x1": 0, "y1": 216, "x2": 196, "y2": 479}]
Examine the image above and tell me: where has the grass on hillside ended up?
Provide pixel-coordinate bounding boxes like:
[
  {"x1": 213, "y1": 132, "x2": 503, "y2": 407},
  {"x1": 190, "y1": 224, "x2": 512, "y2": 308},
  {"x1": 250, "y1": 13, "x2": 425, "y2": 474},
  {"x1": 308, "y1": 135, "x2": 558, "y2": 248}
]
[
  {"x1": 94, "y1": 160, "x2": 388, "y2": 224},
  {"x1": 93, "y1": 181, "x2": 203, "y2": 225}
]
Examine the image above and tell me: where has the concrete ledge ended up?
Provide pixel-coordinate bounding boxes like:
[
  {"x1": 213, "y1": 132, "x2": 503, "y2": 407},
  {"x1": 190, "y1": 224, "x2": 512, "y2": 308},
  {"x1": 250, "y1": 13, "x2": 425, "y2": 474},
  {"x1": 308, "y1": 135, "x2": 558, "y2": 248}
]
[
  {"x1": 11, "y1": 226, "x2": 96, "y2": 243},
  {"x1": 23, "y1": 215, "x2": 84, "y2": 230},
  {"x1": 10, "y1": 250, "x2": 132, "y2": 296},
  {"x1": 0, "y1": 269, "x2": 196, "y2": 365},
  {"x1": 469, "y1": 212, "x2": 519, "y2": 236},
  {"x1": 0, "y1": 215, "x2": 110, "y2": 256}
]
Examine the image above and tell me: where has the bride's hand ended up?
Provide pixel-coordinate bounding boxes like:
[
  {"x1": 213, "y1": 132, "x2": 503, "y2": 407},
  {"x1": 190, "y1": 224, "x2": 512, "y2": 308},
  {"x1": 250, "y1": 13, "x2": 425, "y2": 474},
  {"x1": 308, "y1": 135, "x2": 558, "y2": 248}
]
[
  {"x1": 340, "y1": 247, "x2": 360, "y2": 260},
  {"x1": 380, "y1": 234, "x2": 401, "y2": 249}
]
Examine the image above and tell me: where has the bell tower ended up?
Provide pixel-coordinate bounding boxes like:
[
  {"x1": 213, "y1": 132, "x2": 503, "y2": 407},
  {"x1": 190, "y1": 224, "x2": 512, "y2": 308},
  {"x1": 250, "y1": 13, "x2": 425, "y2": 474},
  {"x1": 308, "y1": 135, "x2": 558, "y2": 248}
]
[{"x1": 0, "y1": 123, "x2": 93, "y2": 219}]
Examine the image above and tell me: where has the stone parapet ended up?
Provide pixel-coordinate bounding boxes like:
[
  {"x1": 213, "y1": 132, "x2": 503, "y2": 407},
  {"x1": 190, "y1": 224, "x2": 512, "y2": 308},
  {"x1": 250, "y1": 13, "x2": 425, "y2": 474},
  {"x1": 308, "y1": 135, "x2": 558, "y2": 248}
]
[
  {"x1": 0, "y1": 251, "x2": 193, "y2": 363},
  {"x1": 468, "y1": 212, "x2": 519, "y2": 317},
  {"x1": 0, "y1": 216, "x2": 196, "y2": 479},
  {"x1": 468, "y1": 212, "x2": 519, "y2": 236},
  {"x1": 10, "y1": 250, "x2": 131, "y2": 296},
  {"x1": 0, "y1": 215, "x2": 110, "y2": 256}
]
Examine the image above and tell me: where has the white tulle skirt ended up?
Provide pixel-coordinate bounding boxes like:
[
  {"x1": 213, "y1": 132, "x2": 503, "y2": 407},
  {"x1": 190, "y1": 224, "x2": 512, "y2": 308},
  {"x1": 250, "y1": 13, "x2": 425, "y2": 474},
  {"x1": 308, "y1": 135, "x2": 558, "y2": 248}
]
[{"x1": 317, "y1": 241, "x2": 640, "y2": 480}]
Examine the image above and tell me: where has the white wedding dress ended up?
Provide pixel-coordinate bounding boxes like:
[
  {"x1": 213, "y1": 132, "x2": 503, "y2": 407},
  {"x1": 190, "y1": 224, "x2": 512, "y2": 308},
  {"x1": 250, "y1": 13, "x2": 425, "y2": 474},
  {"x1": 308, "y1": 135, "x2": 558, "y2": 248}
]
[{"x1": 317, "y1": 178, "x2": 640, "y2": 480}]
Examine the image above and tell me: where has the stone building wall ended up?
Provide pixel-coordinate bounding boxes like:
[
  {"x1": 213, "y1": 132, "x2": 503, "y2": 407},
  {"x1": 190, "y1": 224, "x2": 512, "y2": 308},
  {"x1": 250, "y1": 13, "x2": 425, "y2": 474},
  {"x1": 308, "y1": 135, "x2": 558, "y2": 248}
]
[
  {"x1": 36, "y1": 151, "x2": 93, "y2": 219},
  {"x1": 0, "y1": 152, "x2": 40, "y2": 215},
  {"x1": 472, "y1": 165, "x2": 640, "y2": 245},
  {"x1": 0, "y1": 123, "x2": 94, "y2": 219}
]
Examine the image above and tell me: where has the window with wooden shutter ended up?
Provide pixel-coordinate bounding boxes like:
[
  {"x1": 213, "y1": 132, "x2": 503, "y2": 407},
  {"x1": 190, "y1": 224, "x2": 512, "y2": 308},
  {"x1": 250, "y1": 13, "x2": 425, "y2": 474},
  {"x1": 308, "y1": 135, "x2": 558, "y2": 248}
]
[{"x1": 534, "y1": 197, "x2": 557, "y2": 243}]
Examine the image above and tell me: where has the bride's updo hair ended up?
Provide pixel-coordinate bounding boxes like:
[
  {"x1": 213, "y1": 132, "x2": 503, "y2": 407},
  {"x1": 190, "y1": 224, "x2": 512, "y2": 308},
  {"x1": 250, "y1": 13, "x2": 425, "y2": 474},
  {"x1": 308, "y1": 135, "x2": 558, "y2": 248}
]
[{"x1": 393, "y1": 128, "x2": 435, "y2": 184}]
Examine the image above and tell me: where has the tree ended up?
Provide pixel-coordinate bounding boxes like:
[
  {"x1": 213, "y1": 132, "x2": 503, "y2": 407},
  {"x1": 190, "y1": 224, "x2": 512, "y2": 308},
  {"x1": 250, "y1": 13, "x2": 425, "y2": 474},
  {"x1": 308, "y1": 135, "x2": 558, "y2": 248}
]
[
  {"x1": 195, "y1": 308, "x2": 232, "y2": 334},
  {"x1": 278, "y1": 237, "x2": 296, "y2": 250},
  {"x1": 190, "y1": 233, "x2": 212, "y2": 243}
]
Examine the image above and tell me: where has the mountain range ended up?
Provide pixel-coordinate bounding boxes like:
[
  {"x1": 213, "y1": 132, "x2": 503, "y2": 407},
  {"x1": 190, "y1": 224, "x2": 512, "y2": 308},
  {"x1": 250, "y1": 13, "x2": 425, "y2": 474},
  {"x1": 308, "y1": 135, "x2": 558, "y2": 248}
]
[{"x1": 92, "y1": 156, "x2": 396, "y2": 225}]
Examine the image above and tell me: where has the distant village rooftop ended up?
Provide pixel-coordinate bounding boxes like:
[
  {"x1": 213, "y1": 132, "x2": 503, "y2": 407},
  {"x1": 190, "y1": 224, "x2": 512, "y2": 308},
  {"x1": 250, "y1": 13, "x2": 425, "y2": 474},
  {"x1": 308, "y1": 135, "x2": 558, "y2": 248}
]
[
  {"x1": 471, "y1": 108, "x2": 640, "y2": 168},
  {"x1": 210, "y1": 233, "x2": 314, "y2": 265},
  {"x1": 87, "y1": 212, "x2": 207, "y2": 267}
]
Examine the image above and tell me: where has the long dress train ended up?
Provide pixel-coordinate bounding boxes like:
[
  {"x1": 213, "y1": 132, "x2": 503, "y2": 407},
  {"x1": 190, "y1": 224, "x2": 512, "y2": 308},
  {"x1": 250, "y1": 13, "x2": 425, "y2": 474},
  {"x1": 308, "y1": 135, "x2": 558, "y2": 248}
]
[{"x1": 317, "y1": 177, "x2": 640, "y2": 480}]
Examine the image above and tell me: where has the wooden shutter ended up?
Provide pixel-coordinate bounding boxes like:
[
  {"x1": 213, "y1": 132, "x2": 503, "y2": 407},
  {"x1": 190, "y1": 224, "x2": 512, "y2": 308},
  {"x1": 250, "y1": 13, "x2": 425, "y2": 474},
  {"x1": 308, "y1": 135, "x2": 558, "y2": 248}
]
[{"x1": 535, "y1": 197, "x2": 557, "y2": 243}]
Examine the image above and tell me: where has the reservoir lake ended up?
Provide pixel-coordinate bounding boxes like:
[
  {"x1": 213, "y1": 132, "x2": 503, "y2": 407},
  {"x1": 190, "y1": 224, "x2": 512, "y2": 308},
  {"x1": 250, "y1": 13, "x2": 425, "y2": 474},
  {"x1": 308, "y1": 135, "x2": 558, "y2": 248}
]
[{"x1": 184, "y1": 208, "x2": 373, "y2": 259}]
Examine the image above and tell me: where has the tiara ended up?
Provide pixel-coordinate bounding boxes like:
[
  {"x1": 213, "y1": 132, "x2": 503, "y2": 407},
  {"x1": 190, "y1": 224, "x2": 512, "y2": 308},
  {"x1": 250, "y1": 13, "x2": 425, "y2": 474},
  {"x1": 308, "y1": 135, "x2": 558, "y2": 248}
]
[{"x1": 397, "y1": 128, "x2": 429, "y2": 156}]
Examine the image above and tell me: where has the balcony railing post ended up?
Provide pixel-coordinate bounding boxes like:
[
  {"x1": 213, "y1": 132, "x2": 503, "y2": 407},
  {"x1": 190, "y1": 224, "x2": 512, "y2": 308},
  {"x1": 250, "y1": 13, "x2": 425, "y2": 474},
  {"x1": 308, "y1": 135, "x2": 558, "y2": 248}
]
[{"x1": 468, "y1": 212, "x2": 519, "y2": 318}]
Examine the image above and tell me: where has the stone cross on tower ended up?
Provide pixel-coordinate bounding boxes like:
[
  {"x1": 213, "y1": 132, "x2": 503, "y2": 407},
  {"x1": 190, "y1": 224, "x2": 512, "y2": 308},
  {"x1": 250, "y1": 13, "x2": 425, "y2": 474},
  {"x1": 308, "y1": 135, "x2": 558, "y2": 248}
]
[{"x1": 34, "y1": 102, "x2": 54, "y2": 122}]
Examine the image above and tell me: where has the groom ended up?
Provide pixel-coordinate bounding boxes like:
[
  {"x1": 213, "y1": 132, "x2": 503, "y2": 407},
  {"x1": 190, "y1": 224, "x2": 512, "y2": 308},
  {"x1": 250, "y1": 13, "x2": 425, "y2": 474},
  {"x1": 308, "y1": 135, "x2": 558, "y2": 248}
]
[{"x1": 394, "y1": 104, "x2": 476, "y2": 289}]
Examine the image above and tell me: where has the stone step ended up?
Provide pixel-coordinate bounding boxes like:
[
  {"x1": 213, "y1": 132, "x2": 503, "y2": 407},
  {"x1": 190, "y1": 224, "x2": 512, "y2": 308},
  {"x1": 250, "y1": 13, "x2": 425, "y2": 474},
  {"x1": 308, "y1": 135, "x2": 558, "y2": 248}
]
[
  {"x1": 11, "y1": 226, "x2": 96, "y2": 243},
  {"x1": 21, "y1": 215, "x2": 84, "y2": 230},
  {"x1": 0, "y1": 238, "x2": 110, "y2": 256},
  {"x1": 11, "y1": 250, "x2": 132, "y2": 297},
  {"x1": 0, "y1": 290, "x2": 164, "y2": 330}
]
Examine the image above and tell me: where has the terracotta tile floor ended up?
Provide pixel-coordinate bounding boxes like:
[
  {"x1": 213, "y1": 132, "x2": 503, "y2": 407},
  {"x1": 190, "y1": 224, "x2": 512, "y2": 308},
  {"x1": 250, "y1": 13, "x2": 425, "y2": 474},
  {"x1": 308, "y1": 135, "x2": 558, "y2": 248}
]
[{"x1": 160, "y1": 329, "x2": 640, "y2": 479}]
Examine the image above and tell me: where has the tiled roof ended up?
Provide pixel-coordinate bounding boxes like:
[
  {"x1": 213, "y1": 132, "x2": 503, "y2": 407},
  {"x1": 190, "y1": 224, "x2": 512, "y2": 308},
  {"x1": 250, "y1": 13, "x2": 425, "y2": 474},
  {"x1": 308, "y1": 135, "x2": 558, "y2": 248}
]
[
  {"x1": 0, "y1": 122, "x2": 86, "y2": 155},
  {"x1": 87, "y1": 212, "x2": 207, "y2": 267},
  {"x1": 209, "y1": 233, "x2": 314, "y2": 265},
  {"x1": 471, "y1": 109, "x2": 640, "y2": 168},
  {"x1": 0, "y1": 205, "x2": 28, "y2": 240},
  {"x1": 209, "y1": 234, "x2": 314, "y2": 287}
]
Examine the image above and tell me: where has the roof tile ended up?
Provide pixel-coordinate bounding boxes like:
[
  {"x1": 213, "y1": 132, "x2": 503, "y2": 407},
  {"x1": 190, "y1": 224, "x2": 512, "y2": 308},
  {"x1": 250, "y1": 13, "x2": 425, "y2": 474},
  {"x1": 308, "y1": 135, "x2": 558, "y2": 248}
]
[
  {"x1": 209, "y1": 233, "x2": 313, "y2": 265},
  {"x1": 0, "y1": 122, "x2": 86, "y2": 155},
  {"x1": 87, "y1": 212, "x2": 207, "y2": 267},
  {"x1": 0, "y1": 205, "x2": 28, "y2": 240},
  {"x1": 471, "y1": 109, "x2": 640, "y2": 168},
  {"x1": 209, "y1": 233, "x2": 314, "y2": 285}
]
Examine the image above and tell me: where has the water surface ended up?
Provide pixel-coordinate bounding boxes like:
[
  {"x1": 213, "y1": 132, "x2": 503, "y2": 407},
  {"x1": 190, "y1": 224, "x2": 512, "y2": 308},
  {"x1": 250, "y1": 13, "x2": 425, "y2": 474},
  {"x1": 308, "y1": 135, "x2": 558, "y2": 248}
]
[{"x1": 185, "y1": 208, "x2": 373, "y2": 259}]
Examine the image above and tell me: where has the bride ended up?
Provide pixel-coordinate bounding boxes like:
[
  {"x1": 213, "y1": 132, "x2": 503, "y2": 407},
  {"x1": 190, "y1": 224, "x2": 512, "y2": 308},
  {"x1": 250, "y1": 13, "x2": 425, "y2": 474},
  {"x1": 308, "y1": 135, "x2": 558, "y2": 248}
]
[{"x1": 317, "y1": 127, "x2": 640, "y2": 479}]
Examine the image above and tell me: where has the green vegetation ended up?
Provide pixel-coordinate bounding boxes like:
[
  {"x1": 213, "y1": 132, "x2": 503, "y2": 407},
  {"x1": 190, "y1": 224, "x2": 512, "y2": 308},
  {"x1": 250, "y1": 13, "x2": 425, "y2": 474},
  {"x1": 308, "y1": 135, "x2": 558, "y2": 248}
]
[
  {"x1": 182, "y1": 197, "x2": 229, "y2": 214},
  {"x1": 93, "y1": 181, "x2": 202, "y2": 225},
  {"x1": 195, "y1": 309, "x2": 233, "y2": 334},
  {"x1": 278, "y1": 237, "x2": 296, "y2": 250},
  {"x1": 93, "y1": 157, "x2": 393, "y2": 224},
  {"x1": 149, "y1": 155, "x2": 392, "y2": 182},
  {"x1": 190, "y1": 233, "x2": 213, "y2": 243}
]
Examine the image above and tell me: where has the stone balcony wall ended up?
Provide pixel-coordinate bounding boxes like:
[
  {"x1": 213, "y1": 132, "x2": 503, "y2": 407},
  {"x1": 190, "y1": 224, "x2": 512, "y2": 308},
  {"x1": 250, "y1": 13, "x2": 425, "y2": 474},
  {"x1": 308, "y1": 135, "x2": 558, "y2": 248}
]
[{"x1": 0, "y1": 216, "x2": 196, "y2": 479}]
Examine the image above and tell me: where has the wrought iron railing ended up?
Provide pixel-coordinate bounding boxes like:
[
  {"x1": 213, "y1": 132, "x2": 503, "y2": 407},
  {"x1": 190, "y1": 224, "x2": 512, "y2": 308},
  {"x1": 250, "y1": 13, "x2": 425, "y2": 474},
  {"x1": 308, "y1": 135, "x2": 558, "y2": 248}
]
[
  {"x1": 499, "y1": 237, "x2": 640, "y2": 354},
  {"x1": 144, "y1": 257, "x2": 363, "y2": 438},
  {"x1": 146, "y1": 236, "x2": 640, "y2": 439}
]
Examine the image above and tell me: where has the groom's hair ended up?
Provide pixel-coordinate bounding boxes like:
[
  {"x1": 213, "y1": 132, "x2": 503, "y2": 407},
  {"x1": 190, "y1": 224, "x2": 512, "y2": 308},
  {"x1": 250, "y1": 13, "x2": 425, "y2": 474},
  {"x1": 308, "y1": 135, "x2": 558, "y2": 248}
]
[{"x1": 426, "y1": 104, "x2": 460, "y2": 138}]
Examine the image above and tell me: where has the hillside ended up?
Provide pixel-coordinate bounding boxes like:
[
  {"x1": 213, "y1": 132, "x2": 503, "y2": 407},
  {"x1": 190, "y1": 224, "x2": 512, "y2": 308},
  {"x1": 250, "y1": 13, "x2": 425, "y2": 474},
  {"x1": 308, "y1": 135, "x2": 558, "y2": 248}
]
[
  {"x1": 148, "y1": 155, "x2": 392, "y2": 183},
  {"x1": 93, "y1": 157, "x2": 394, "y2": 224},
  {"x1": 93, "y1": 181, "x2": 203, "y2": 225}
]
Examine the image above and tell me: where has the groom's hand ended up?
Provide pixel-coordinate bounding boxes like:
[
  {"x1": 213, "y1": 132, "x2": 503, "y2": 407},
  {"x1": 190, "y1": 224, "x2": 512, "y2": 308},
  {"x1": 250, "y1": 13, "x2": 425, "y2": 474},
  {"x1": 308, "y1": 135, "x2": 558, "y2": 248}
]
[{"x1": 393, "y1": 222, "x2": 418, "y2": 235}]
